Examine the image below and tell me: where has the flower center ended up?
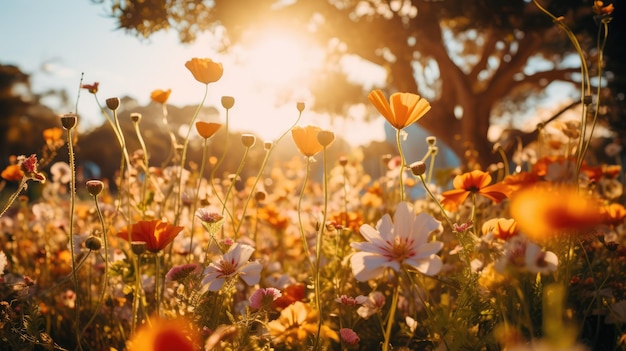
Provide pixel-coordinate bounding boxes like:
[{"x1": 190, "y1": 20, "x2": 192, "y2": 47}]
[
  {"x1": 218, "y1": 258, "x2": 237, "y2": 277},
  {"x1": 384, "y1": 237, "x2": 415, "y2": 262}
]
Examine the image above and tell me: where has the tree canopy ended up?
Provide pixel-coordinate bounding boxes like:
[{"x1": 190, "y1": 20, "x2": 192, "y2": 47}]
[{"x1": 94, "y1": 0, "x2": 623, "y2": 167}]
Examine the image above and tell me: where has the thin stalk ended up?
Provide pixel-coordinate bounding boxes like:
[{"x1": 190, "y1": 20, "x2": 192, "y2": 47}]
[
  {"x1": 189, "y1": 137, "x2": 210, "y2": 263},
  {"x1": 0, "y1": 178, "x2": 28, "y2": 218},
  {"x1": 132, "y1": 119, "x2": 150, "y2": 219},
  {"x1": 382, "y1": 277, "x2": 400, "y2": 351},
  {"x1": 297, "y1": 158, "x2": 314, "y2": 272},
  {"x1": 396, "y1": 129, "x2": 406, "y2": 202}
]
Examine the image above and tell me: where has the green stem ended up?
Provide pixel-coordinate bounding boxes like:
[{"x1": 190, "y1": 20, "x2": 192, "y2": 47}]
[
  {"x1": 382, "y1": 277, "x2": 400, "y2": 351},
  {"x1": 313, "y1": 145, "x2": 330, "y2": 351},
  {"x1": 396, "y1": 129, "x2": 406, "y2": 202},
  {"x1": 133, "y1": 120, "x2": 150, "y2": 219},
  {"x1": 297, "y1": 158, "x2": 314, "y2": 272},
  {"x1": 0, "y1": 178, "x2": 28, "y2": 218}
]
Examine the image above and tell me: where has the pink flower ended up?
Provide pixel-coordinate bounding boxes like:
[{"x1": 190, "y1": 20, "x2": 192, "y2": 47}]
[
  {"x1": 356, "y1": 291, "x2": 386, "y2": 319},
  {"x1": 340, "y1": 328, "x2": 360, "y2": 345},
  {"x1": 165, "y1": 263, "x2": 199, "y2": 282},
  {"x1": 202, "y1": 243, "x2": 262, "y2": 291},
  {"x1": 249, "y1": 287, "x2": 282, "y2": 309},
  {"x1": 335, "y1": 295, "x2": 367, "y2": 306},
  {"x1": 350, "y1": 202, "x2": 443, "y2": 281}
]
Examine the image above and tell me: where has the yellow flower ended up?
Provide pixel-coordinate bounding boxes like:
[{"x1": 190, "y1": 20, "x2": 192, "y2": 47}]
[
  {"x1": 1, "y1": 164, "x2": 23, "y2": 182},
  {"x1": 267, "y1": 301, "x2": 338, "y2": 347},
  {"x1": 482, "y1": 218, "x2": 518, "y2": 240},
  {"x1": 150, "y1": 89, "x2": 171, "y2": 104},
  {"x1": 368, "y1": 89, "x2": 431, "y2": 130},
  {"x1": 510, "y1": 184, "x2": 604, "y2": 242},
  {"x1": 195, "y1": 121, "x2": 222, "y2": 139},
  {"x1": 127, "y1": 316, "x2": 199, "y2": 351},
  {"x1": 441, "y1": 170, "x2": 511, "y2": 211},
  {"x1": 185, "y1": 58, "x2": 224, "y2": 84},
  {"x1": 292, "y1": 125, "x2": 324, "y2": 157}
]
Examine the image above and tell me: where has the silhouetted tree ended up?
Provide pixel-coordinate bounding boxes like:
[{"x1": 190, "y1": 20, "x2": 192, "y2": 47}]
[{"x1": 94, "y1": 0, "x2": 622, "y2": 167}]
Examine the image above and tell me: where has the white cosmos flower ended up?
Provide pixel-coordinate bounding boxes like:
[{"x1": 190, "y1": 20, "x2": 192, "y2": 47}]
[
  {"x1": 350, "y1": 202, "x2": 443, "y2": 281},
  {"x1": 202, "y1": 243, "x2": 262, "y2": 291}
]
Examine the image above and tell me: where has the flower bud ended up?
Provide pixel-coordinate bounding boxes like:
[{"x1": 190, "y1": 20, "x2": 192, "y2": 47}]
[
  {"x1": 382, "y1": 154, "x2": 392, "y2": 164},
  {"x1": 60, "y1": 114, "x2": 77, "y2": 130},
  {"x1": 241, "y1": 134, "x2": 256, "y2": 148},
  {"x1": 130, "y1": 113, "x2": 142, "y2": 123},
  {"x1": 426, "y1": 136, "x2": 437, "y2": 146},
  {"x1": 409, "y1": 161, "x2": 427, "y2": 176},
  {"x1": 221, "y1": 96, "x2": 235, "y2": 109},
  {"x1": 317, "y1": 130, "x2": 335, "y2": 147},
  {"x1": 296, "y1": 102, "x2": 305, "y2": 112},
  {"x1": 86, "y1": 180, "x2": 104, "y2": 196},
  {"x1": 264, "y1": 141, "x2": 273, "y2": 150},
  {"x1": 131, "y1": 241, "x2": 147, "y2": 256},
  {"x1": 84, "y1": 236, "x2": 102, "y2": 251},
  {"x1": 255, "y1": 190, "x2": 267, "y2": 202},
  {"x1": 106, "y1": 97, "x2": 120, "y2": 111},
  {"x1": 583, "y1": 95, "x2": 593, "y2": 105},
  {"x1": 339, "y1": 156, "x2": 348, "y2": 166}
]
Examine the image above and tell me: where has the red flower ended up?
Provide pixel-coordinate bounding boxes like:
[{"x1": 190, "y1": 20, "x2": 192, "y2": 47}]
[
  {"x1": 117, "y1": 220, "x2": 184, "y2": 253},
  {"x1": 81, "y1": 82, "x2": 99, "y2": 94},
  {"x1": 441, "y1": 170, "x2": 510, "y2": 211}
]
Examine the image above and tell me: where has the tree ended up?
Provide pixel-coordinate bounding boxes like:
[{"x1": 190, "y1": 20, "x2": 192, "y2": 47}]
[{"x1": 95, "y1": 0, "x2": 621, "y2": 168}]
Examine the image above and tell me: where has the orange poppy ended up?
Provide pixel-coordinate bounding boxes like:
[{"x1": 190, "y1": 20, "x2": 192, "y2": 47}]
[
  {"x1": 1, "y1": 164, "x2": 24, "y2": 182},
  {"x1": 441, "y1": 170, "x2": 510, "y2": 211},
  {"x1": 602, "y1": 203, "x2": 626, "y2": 227},
  {"x1": 117, "y1": 220, "x2": 184, "y2": 253},
  {"x1": 292, "y1": 125, "x2": 324, "y2": 157},
  {"x1": 185, "y1": 58, "x2": 223, "y2": 84},
  {"x1": 482, "y1": 218, "x2": 518, "y2": 240},
  {"x1": 127, "y1": 316, "x2": 199, "y2": 351},
  {"x1": 195, "y1": 121, "x2": 222, "y2": 139},
  {"x1": 150, "y1": 89, "x2": 171, "y2": 104},
  {"x1": 510, "y1": 184, "x2": 604, "y2": 242},
  {"x1": 368, "y1": 89, "x2": 431, "y2": 130}
]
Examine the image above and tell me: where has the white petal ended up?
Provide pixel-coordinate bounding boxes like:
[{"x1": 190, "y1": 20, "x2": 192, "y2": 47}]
[
  {"x1": 413, "y1": 241, "x2": 444, "y2": 259},
  {"x1": 350, "y1": 241, "x2": 389, "y2": 255},
  {"x1": 406, "y1": 255, "x2": 443, "y2": 276},
  {"x1": 412, "y1": 213, "x2": 442, "y2": 245},
  {"x1": 376, "y1": 214, "x2": 394, "y2": 241},
  {"x1": 350, "y1": 252, "x2": 396, "y2": 281},
  {"x1": 393, "y1": 202, "x2": 414, "y2": 239},
  {"x1": 204, "y1": 276, "x2": 225, "y2": 291},
  {"x1": 239, "y1": 261, "x2": 262, "y2": 286},
  {"x1": 359, "y1": 224, "x2": 388, "y2": 247}
]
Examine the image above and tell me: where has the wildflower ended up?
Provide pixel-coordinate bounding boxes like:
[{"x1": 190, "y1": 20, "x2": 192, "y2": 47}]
[
  {"x1": 510, "y1": 184, "x2": 604, "y2": 242},
  {"x1": 1, "y1": 164, "x2": 23, "y2": 182},
  {"x1": 368, "y1": 89, "x2": 431, "y2": 130},
  {"x1": 202, "y1": 243, "x2": 262, "y2": 291},
  {"x1": 440, "y1": 170, "x2": 510, "y2": 211},
  {"x1": 117, "y1": 220, "x2": 184, "y2": 253},
  {"x1": 50, "y1": 162, "x2": 71, "y2": 184},
  {"x1": 249, "y1": 287, "x2": 282, "y2": 309},
  {"x1": 350, "y1": 202, "x2": 443, "y2": 281},
  {"x1": 185, "y1": 57, "x2": 223, "y2": 84},
  {"x1": 165, "y1": 263, "x2": 199, "y2": 282},
  {"x1": 356, "y1": 291, "x2": 386, "y2": 319},
  {"x1": 61, "y1": 290, "x2": 76, "y2": 309},
  {"x1": 317, "y1": 130, "x2": 335, "y2": 147},
  {"x1": 602, "y1": 203, "x2": 626, "y2": 227},
  {"x1": 241, "y1": 133, "x2": 256, "y2": 147},
  {"x1": 292, "y1": 125, "x2": 324, "y2": 157},
  {"x1": 335, "y1": 295, "x2": 367, "y2": 306},
  {"x1": 593, "y1": 1, "x2": 614, "y2": 16},
  {"x1": 273, "y1": 282, "x2": 306, "y2": 309},
  {"x1": 296, "y1": 101, "x2": 305, "y2": 112},
  {"x1": 195, "y1": 121, "x2": 221, "y2": 139},
  {"x1": 195, "y1": 208, "x2": 224, "y2": 223},
  {"x1": 127, "y1": 316, "x2": 199, "y2": 351},
  {"x1": 340, "y1": 328, "x2": 360, "y2": 345},
  {"x1": 150, "y1": 89, "x2": 171, "y2": 104},
  {"x1": 482, "y1": 218, "x2": 518, "y2": 241},
  {"x1": 267, "y1": 301, "x2": 339, "y2": 347},
  {"x1": 495, "y1": 237, "x2": 558, "y2": 275},
  {"x1": 81, "y1": 82, "x2": 99, "y2": 94}
]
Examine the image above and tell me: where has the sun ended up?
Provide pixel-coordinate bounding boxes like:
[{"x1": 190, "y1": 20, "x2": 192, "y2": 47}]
[{"x1": 236, "y1": 27, "x2": 325, "y2": 89}]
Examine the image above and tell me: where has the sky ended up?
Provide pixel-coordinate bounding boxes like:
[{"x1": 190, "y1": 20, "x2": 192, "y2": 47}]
[{"x1": 0, "y1": 0, "x2": 389, "y2": 145}]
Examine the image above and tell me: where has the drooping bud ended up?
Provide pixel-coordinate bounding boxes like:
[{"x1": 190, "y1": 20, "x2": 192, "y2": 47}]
[
  {"x1": 409, "y1": 161, "x2": 427, "y2": 176},
  {"x1": 60, "y1": 114, "x2": 78, "y2": 130},
  {"x1": 317, "y1": 130, "x2": 335, "y2": 147},
  {"x1": 221, "y1": 96, "x2": 235, "y2": 110},
  {"x1": 86, "y1": 180, "x2": 104, "y2": 196},
  {"x1": 106, "y1": 97, "x2": 120, "y2": 111},
  {"x1": 84, "y1": 236, "x2": 102, "y2": 251},
  {"x1": 130, "y1": 113, "x2": 142, "y2": 123},
  {"x1": 241, "y1": 134, "x2": 256, "y2": 148}
]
